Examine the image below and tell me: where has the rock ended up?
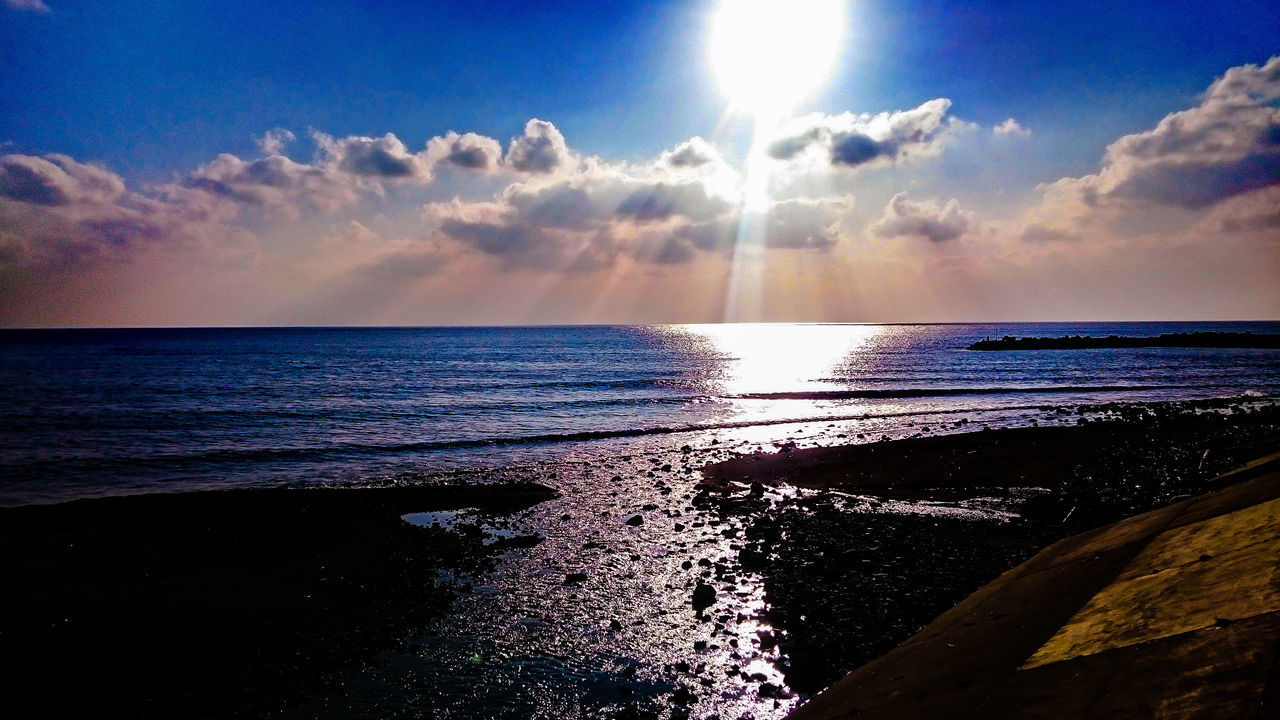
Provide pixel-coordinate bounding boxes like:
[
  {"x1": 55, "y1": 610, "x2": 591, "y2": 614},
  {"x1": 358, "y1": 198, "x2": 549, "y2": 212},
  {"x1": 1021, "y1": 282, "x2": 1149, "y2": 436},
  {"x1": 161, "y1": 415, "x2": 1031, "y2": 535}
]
[
  {"x1": 609, "y1": 619, "x2": 623, "y2": 631},
  {"x1": 564, "y1": 572, "x2": 588, "y2": 584},
  {"x1": 624, "y1": 514, "x2": 644, "y2": 526},
  {"x1": 759, "y1": 682, "x2": 786, "y2": 699},
  {"x1": 681, "y1": 560, "x2": 693, "y2": 570},
  {"x1": 692, "y1": 582, "x2": 716, "y2": 608}
]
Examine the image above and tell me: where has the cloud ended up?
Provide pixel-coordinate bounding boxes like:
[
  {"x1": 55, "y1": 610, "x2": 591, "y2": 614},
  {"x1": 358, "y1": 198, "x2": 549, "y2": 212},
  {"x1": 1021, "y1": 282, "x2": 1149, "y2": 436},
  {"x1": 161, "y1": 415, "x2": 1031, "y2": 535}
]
[
  {"x1": 355, "y1": 248, "x2": 449, "y2": 280},
  {"x1": 614, "y1": 180, "x2": 734, "y2": 223},
  {"x1": 313, "y1": 131, "x2": 434, "y2": 180},
  {"x1": 0, "y1": 153, "x2": 230, "y2": 272},
  {"x1": 870, "y1": 192, "x2": 973, "y2": 243},
  {"x1": 0, "y1": 154, "x2": 125, "y2": 207},
  {"x1": 993, "y1": 118, "x2": 1031, "y2": 137},
  {"x1": 428, "y1": 130, "x2": 848, "y2": 269},
  {"x1": 1201, "y1": 186, "x2": 1280, "y2": 235},
  {"x1": 254, "y1": 128, "x2": 296, "y2": 156},
  {"x1": 1019, "y1": 223, "x2": 1078, "y2": 243},
  {"x1": 766, "y1": 99, "x2": 960, "y2": 169},
  {"x1": 504, "y1": 119, "x2": 572, "y2": 174},
  {"x1": 426, "y1": 131, "x2": 503, "y2": 171},
  {"x1": 762, "y1": 196, "x2": 852, "y2": 249},
  {"x1": 659, "y1": 137, "x2": 722, "y2": 169},
  {"x1": 5, "y1": 0, "x2": 49, "y2": 13},
  {"x1": 1048, "y1": 56, "x2": 1280, "y2": 209},
  {"x1": 184, "y1": 152, "x2": 362, "y2": 216}
]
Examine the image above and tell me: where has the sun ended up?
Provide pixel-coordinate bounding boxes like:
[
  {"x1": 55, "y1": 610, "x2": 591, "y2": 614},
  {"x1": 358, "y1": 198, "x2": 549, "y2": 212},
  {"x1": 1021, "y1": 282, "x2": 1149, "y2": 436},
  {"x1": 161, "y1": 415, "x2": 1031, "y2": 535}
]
[{"x1": 709, "y1": 0, "x2": 846, "y2": 115}]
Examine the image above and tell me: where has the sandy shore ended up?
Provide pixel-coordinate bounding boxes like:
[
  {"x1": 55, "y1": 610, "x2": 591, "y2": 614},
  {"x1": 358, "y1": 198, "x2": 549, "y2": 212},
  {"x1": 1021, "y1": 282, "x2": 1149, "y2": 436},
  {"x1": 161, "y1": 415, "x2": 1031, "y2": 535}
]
[{"x1": 0, "y1": 482, "x2": 556, "y2": 718}]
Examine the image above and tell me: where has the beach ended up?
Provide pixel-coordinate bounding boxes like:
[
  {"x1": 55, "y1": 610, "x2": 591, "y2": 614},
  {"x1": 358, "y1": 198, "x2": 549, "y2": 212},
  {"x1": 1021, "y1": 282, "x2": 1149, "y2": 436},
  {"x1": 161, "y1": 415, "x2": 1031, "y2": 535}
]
[{"x1": 2, "y1": 397, "x2": 1276, "y2": 717}]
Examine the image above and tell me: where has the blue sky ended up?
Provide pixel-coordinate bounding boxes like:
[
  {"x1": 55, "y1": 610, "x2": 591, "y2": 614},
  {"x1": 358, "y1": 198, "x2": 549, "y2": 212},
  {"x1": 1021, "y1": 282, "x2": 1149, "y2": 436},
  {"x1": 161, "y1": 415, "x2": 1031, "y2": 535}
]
[
  {"x1": 5, "y1": 1, "x2": 1275, "y2": 179},
  {"x1": 1, "y1": 0, "x2": 1277, "y2": 325}
]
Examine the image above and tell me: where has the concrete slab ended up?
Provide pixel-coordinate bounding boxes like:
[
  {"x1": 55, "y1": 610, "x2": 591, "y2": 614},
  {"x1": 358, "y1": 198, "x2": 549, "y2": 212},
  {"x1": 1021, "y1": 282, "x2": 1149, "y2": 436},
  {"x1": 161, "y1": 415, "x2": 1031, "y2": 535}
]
[
  {"x1": 1025, "y1": 536, "x2": 1280, "y2": 667},
  {"x1": 975, "y1": 612, "x2": 1279, "y2": 719},
  {"x1": 786, "y1": 463, "x2": 1280, "y2": 720},
  {"x1": 1117, "y1": 497, "x2": 1280, "y2": 581}
]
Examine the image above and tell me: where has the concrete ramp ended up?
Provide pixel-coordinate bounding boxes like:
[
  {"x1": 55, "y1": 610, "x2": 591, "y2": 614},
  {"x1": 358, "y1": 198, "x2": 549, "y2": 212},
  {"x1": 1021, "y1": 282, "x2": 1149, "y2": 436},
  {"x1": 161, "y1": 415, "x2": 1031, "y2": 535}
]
[{"x1": 787, "y1": 453, "x2": 1280, "y2": 720}]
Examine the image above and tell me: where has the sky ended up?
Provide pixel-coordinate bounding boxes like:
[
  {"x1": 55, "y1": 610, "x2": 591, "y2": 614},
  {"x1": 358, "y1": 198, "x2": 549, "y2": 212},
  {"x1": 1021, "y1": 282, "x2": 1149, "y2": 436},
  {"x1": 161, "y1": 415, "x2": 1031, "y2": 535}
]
[{"x1": 1, "y1": 0, "x2": 1277, "y2": 326}]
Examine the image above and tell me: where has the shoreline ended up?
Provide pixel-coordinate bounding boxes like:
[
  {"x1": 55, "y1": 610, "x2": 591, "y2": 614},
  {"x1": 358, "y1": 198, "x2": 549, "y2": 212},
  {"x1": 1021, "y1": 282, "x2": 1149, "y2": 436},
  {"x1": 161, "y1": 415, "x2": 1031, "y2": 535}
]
[
  {"x1": 1, "y1": 398, "x2": 1277, "y2": 716},
  {"x1": 695, "y1": 400, "x2": 1280, "y2": 695},
  {"x1": 0, "y1": 483, "x2": 556, "y2": 718}
]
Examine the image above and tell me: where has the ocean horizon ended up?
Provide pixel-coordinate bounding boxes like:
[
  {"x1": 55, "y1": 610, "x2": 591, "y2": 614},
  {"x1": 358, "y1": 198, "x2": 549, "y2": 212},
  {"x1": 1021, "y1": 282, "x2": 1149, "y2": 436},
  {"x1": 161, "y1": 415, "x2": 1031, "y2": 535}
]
[{"x1": 3, "y1": 320, "x2": 1277, "y2": 506}]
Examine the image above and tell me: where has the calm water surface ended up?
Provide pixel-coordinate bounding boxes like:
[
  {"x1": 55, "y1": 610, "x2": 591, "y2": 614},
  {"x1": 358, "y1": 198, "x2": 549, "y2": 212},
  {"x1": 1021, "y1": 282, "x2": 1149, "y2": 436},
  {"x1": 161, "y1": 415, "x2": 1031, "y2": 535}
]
[{"x1": 2, "y1": 322, "x2": 1278, "y2": 718}]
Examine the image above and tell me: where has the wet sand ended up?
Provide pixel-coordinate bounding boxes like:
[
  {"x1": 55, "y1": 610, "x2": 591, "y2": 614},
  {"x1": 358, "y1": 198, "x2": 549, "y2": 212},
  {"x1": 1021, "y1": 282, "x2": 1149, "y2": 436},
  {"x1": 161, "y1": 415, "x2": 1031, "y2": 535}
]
[{"x1": 0, "y1": 483, "x2": 556, "y2": 718}]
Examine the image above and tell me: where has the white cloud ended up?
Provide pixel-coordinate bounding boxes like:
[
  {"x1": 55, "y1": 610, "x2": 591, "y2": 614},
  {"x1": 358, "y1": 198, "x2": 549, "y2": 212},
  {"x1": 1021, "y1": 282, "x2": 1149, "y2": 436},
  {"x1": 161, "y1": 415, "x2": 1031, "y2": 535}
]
[
  {"x1": 1047, "y1": 56, "x2": 1280, "y2": 209},
  {"x1": 993, "y1": 118, "x2": 1031, "y2": 137},
  {"x1": 5, "y1": 0, "x2": 50, "y2": 13},
  {"x1": 504, "y1": 119, "x2": 573, "y2": 174},
  {"x1": 254, "y1": 128, "x2": 296, "y2": 156}
]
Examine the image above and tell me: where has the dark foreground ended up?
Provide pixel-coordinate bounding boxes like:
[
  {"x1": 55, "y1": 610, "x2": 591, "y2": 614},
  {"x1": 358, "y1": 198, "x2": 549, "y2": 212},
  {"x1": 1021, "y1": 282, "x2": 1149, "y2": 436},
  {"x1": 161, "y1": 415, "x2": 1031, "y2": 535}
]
[
  {"x1": 966, "y1": 330, "x2": 1280, "y2": 350},
  {"x1": 787, "y1": 453, "x2": 1280, "y2": 719},
  {"x1": 697, "y1": 400, "x2": 1280, "y2": 696},
  {"x1": 2, "y1": 400, "x2": 1278, "y2": 718},
  {"x1": 0, "y1": 483, "x2": 556, "y2": 718}
]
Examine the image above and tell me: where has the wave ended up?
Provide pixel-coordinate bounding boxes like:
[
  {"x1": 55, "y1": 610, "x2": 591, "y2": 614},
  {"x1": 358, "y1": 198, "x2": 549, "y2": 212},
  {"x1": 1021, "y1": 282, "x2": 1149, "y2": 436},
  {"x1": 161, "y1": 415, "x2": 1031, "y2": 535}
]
[
  {"x1": 3, "y1": 389, "x2": 1270, "y2": 477},
  {"x1": 731, "y1": 384, "x2": 1195, "y2": 400},
  {"x1": 0, "y1": 403, "x2": 1053, "y2": 474}
]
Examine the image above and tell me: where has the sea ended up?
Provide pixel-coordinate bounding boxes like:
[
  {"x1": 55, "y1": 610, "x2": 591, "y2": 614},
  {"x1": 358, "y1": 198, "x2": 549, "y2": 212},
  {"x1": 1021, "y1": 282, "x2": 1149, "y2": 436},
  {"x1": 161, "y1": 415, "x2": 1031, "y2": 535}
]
[
  {"x1": 2, "y1": 321, "x2": 1276, "y2": 506},
  {"x1": 2, "y1": 321, "x2": 1278, "y2": 717}
]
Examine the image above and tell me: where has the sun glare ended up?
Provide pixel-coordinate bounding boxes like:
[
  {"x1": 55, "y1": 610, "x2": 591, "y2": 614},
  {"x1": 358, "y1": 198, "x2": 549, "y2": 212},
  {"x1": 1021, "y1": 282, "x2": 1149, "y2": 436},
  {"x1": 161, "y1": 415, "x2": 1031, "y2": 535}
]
[{"x1": 710, "y1": 0, "x2": 846, "y2": 114}]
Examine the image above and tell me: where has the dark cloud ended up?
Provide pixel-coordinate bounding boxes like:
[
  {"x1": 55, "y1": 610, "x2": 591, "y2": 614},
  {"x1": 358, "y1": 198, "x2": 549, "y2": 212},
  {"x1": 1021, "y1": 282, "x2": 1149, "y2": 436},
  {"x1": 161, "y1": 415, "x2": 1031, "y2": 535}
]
[
  {"x1": 763, "y1": 197, "x2": 851, "y2": 249},
  {"x1": 427, "y1": 131, "x2": 503, "y2": 171},
  {"x1": 615, "y1": 181, "x2": 732, "y2": 223},
  {"x1": 504, "y1": 119, "x2": 571, "y2": 174},
  {"x1": 315, "y1": 132, "x2": 432, "y2": 180},
  {"x1": 767, "y1": 99, "x2": 956, "y2": 169},
  {"x1": 439, "y1": 218, "x2": 542, "y2": 257},
  {"x1": 185, "y1": 153, "x2": 360, "y2": 215},
  {"x1": 505, "y1": 183, "x2": 602, "y2": 229},
  {"x1": 0, "y1": 154, "x2": 125, "y2": 207},
  {"x1": 870, "y1": 192, "x2": 972, "y2": 243},
  {"x1": 0, "y1": 154, "x2": 219, "y2": 272}
]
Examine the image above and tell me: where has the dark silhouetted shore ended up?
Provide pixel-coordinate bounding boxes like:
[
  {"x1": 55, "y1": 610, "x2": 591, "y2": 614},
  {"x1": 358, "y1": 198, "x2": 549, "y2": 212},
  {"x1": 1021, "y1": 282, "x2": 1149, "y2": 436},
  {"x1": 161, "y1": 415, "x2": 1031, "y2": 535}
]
[
  {"x1": 0, "y1": 483, "x2": 556, "y2": 718},
  {"x1": 967, "y1": 331, "x2": 1280, "y2": 350}
]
